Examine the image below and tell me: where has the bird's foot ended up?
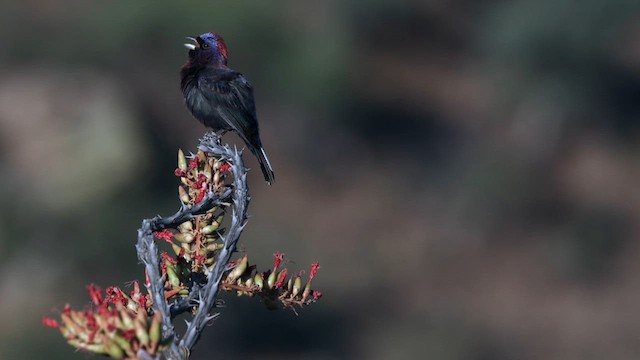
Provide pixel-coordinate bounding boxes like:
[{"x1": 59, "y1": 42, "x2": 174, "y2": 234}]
[{"x1": 215, "y1": 131, "x2": 228, "y2": 145}]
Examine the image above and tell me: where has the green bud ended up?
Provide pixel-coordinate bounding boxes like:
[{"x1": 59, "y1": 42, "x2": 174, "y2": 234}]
[
  {"x1": 105, "y1": 343, "x2": 125, "y2": 359},
  {"x1": 182, "y1": 251, "x2": 192, "y2": 262},
  {"x1": 178, "y1": 149, "x2": 187, "y2": 171},
  {"x1": 136, "y1": 307, "x2": 148, "y2": 327},
  {"x1": 171, "y1": 243, "x2": 182, "y2": 256},
  {"x1": 254, "y1": 273, "x2": 264, "y2": 290},
  {"x1": 59, "y1": 327, "x2": 71, "y2": 338},
  {"x1": 112, "y1": 334, "x2": 132, "y2": 353},
  {"x1": 206, "y1": 243, "x2": 223, "y2": 251},
  {"x1": 302, "y1": 281, "x2": 312, "y2": 301},
  {"x1": 179, "y1": 221, "x2": 193, "y2": 232},
  {"x1": 69, "y1": 311, "x2": 84, "y2": 325},
  {"x1": 204, "y1": 234, "x2": 220, "y2": 243},
  {"x1": 173, "y1": 233, "x2": 186, "y2": 243},
  {"x1": 119, "y1": 308, "x2": 134, "y2": 329},
  {"x1": 214, "y1": 212, "x2": 225, "y2": 224},
  {"x1": 149, "y1": 312, "x2": 162, "y2": 353},
  {"x1": 292, "y1": 276, "x2": 302, "y2": 298},
  {"x1": 61, "y1": 315, "x2": 82, "y2": 337},
  {"x1": 267, "y1": 271, "x2": 276, "y2": 289},
  {"x1": 203, "y1": 162, "x2": 212, "y2": 179},
  {"x1": 126, "y1": 299, "x2": 138, "y2": 313},
  {"x1": 197, "y1": 150, "x2": 206, "y2": 163},
  {"x1": 201, "y1": 225, "x2": 217, "y2": 235},
  {"x1": 166, "y1": 264, "x2": 181, "y2": 288},
  {"x1": 89, "y1": 342, "x2": 122, "y2": 358},
  {"x1": 182, "y1": 233, "x2": 194, "y2": 243},
  {"x1": 178, "y1": 186, "x2": 190, "y2": 204},
  {"x1": 226, "y1": 255, "x2": 248, "y2": 283},
  {"x1": 202, "y1": 213, "x2": 224, "y2": 235},
  {"x1": 135, "y1": 319, "x2": 150, "y2": 348}
]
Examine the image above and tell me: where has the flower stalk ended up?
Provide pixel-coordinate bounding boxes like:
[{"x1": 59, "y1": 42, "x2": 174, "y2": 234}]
[{"x1": 44, "y1": 132, "x2": 322, "y2": 359}]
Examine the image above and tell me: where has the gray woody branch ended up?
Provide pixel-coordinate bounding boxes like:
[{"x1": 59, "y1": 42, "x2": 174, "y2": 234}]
[{"x1": 136, "y1": 132, "x2": 250, "y2": 359}]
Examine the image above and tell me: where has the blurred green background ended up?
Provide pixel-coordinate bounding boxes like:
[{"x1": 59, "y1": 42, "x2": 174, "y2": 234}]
[{"x1": 2, "y1": 1, "x2": 640, "y2": 359}]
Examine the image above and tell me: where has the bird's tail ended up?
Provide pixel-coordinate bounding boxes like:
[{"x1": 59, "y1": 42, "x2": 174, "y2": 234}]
[{"x1": 253, "y1": 146, "x2": 275, "y2": 185}]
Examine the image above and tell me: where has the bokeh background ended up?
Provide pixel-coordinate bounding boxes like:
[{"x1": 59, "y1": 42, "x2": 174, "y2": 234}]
[{"x1": 2, "y1": 1, "x2": 640, "y2": 359}]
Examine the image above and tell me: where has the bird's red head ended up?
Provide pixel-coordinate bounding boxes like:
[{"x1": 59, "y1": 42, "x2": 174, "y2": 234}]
[{"x1": 184, "y1": 32, "x2": 228, "y2": 66}]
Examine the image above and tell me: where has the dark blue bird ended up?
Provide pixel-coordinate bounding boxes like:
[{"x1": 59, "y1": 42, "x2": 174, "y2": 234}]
[{"x1": 181, "y1": 32, "x2": 275, "y2": 184}]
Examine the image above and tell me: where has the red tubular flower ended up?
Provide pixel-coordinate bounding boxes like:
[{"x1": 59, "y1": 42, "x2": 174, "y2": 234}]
[
  {"x1": 161, "y1": 252, "x2": 178, "y2": 265},
  {"x1": 273, "y1": 252, "x2": 284, "y2": 270},
  {"x1": 83, "y1": 310, "x2": 98, "y2": 342},
  {"x1": 105, "y1": 287, "x2": 127, "y2": 306},
  {"x1": 219, "y1": 162, "x2": 231, "y2": 173},
  {"x1": 130, "y1": 281, "x2": 142, "y2": 297},
  {"x1": 122, "y1": 329, "x2": 136, "y2": 341},
  {"x1": 42, "y1": 317, "x2": 59, "y2": 328},
  {"x1": 154, "y1": 229, "x2": 174, "y2": 242},
  {"x1": 274, "y1": 269, "x2": 288, "y2": 289},
  {"x1": 138, "y1": 294, "x2": 148, "y2": 311},
  {"x1": 97, "y1": 305, "x2": 111, "y2": 318},
  {"x1": 188, "y1": 157, "x2": 199, "y2": 170},
  {"x1": 87, "y1": 284, "x2": 103, "y2": 306},
  {"x1": 194, "y1": 173, "x2": 208, "y2": 189},
  {"x1": 174, "y1": 168, "x2": 186, "y2": 177},
  {"x1": 309, "y1": 263, "x2": 320, "y2": 281},
  {"x1": 195, "y1": 188, "x2": 206, "y2": 203},
  {"x1": 312, "y1": 290, "x2": 323, "y2": 300}
]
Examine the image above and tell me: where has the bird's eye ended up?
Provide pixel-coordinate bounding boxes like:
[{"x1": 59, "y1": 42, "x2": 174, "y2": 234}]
[{"x1": 202, "y1": 43, "x2": 210, "y2": 49}]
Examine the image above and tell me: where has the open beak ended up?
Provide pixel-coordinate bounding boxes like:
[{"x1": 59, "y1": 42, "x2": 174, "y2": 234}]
[{"x1": 184, "y1": 37, "x2": 198, "y2": 50}]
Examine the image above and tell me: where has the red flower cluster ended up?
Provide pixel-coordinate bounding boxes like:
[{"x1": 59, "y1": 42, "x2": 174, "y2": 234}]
[
  {"x1": 45, "y1": 144, "x2": 324, "y2": 359},
  {"x1": 43, "y1": 283, "x2": 163, "y2": 359},
  {"x1": 153, "y1": 229, "x2": 174, "y2": 243},
  {"x1": 221, "y1": 252, "x2": 322, "y2": 310}
]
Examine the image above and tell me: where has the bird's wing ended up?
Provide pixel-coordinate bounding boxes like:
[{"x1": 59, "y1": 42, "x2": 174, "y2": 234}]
[{"x1": 198, "y1": 70, "x2": 259, "y2": 143}]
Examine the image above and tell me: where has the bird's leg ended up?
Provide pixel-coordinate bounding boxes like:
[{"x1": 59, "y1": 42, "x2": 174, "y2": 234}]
[{"x1": 215, "y1": 130, "x2": 228, "y2": 145}]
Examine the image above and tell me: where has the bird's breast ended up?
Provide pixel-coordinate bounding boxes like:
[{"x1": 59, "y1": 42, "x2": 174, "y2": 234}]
[
  {"x1": 181, "y1": 76, "x2": 222, "y2": 130},
  {"x1": 183, "y1": 81, "x2": 209, "y2": 115}
]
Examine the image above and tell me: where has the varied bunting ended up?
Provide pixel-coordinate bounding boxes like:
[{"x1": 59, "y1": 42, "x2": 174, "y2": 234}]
[{"x1": 181, "y1": 32, "x2": 275, "y2": 184}]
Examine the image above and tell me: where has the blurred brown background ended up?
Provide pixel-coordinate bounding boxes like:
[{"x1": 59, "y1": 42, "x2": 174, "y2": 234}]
[{"x1": 2, "y1": 1, "x2": 640, "y2": 359}]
